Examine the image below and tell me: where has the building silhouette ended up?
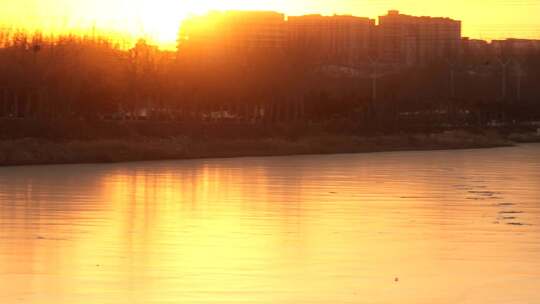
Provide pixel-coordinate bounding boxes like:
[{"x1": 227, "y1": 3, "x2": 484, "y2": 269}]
[
  {"x1": 377, "y1": 10, "x2": 461, "y2": 65},
  {"x1": 461, "y1": 37, "x2": 490, "y2": 58},
  {"x1": 287, "y1": 14, "x2": 375, "y2": 66},
  {"x1": 179, "y1": 10, "x2": 464, "y2": 67},
  {"x1": 179, "y1": 11, "x2": 286, "y2": 61},
  {"x1": 491, "y1": 38, "x2": 540, "y2": 57}
]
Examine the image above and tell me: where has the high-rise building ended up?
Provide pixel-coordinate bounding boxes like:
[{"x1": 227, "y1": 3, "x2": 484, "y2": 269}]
[
  {"x1": 178, "y1": 10, "x2": 464, "y2": 67},
  {"x1": 378, "y1": 10, "x2": 461, "y2": 66},
  {"x1": 179, "y1": 11, "x2": 286, "y2": 60},
  {"x1": 287, "y1": 14, "x2": 375, "y2": 66},
  {"x1": 491, "y1": 38, "x2": 540, "y2": 57}
]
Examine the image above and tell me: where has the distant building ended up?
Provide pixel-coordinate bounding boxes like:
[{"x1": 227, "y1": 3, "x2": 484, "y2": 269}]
[
  {"x1": 179, "y1": 9, "x2": 466, "y2": 67},
  {"x1": 179, "y1": 11, "x2": 286, "y2": 60},
  {"x1": 491, "y1": 38, "x2": 540, "y2": 57},
  {"x1": 461, "y1": 37, "x2": 490, "y2": 59},
  {"x1": 287, "y1": 14, "x2": 375, "y2": 66},
  {"x1": 378, "y1": 10, "x2": 461, "y2": 66}
]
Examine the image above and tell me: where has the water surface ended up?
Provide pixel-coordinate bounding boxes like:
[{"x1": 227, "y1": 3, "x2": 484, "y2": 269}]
[{"x1": 1, "y1": 145, "x2": 540, "y2": 304}]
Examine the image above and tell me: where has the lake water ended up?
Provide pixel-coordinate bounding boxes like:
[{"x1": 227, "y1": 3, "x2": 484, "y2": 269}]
[{"x1": 1, "y1": 145, "x2": 539, "y2": 304}]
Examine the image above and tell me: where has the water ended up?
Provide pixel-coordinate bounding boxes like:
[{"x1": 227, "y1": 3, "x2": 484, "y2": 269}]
[{"x1": 1, "y1": 144, "x2": 539, "y2": 304}]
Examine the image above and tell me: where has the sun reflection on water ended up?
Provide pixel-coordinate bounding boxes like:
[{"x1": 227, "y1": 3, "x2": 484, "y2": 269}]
[{"x1": 0, "y1": 147, "x2": 540, "y2": 303}]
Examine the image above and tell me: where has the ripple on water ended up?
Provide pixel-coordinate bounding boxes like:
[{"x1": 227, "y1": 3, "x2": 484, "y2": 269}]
[{"x1": 0, "y1": 144, "x2": 539, "y2": 304}]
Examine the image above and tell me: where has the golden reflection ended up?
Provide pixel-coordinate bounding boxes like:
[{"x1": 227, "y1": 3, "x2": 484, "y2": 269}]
[{"x1": 0, "y1": 148, "x2": 540, "y2": 303}]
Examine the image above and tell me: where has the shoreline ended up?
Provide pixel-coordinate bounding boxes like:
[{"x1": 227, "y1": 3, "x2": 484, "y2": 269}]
[{"x1": 1, "y1": 130, "x2": 534, "y2": 167}]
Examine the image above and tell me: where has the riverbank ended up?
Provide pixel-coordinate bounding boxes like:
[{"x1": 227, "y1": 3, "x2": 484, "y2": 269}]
[{"x1": 0, "y1": 130, "x2": 523, "y2": 166}]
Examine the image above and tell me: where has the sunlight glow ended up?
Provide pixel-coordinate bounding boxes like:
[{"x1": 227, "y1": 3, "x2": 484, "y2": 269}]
[
  {"x1": 1, "y1": 0, "x2": 539, "y2": 49},
  {"x1": 134, "y1": 0, "x2": 291, "y2": 48}
]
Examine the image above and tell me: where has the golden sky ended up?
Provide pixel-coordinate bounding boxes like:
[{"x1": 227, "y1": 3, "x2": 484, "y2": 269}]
[{"x1": 1, "y1": 0, "x2": 539, "y2": 49}]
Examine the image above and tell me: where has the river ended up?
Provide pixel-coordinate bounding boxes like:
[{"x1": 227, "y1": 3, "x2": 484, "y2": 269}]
[{"x1": 1, "y1": 144, "x2": 539, "y2": 304}]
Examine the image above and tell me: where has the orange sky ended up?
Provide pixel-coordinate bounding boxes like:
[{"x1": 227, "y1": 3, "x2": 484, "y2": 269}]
[{"x1": 1, "y1": 0, "x2": 539, "y2": 49}]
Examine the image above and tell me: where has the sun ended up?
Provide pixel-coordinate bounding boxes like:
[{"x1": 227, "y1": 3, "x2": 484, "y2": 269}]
[
  {"x1": 1, "y1": 0, "x2": 297, "y2": 50},
  {"x1": 134, "y1": 0, "x2": 289, "y2": 49},
  {"x1": 129, "y1": 0, "x2": 187, "y2": 49}
]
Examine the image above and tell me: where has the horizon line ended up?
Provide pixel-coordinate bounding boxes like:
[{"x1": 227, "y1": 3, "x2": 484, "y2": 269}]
[{"x1": 1, "y1": 8, "x2": 539, "y2": 50}]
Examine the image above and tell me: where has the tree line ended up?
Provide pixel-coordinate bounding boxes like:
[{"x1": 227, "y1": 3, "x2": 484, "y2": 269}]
[{"x1": 1, "y1": 31, "x2": 539, "y2": 132}]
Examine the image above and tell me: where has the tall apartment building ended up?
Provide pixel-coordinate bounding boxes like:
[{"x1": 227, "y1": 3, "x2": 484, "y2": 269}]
[
  {"x1": 179, "y1": 11, "x2": 286, "y2": 60},
  {"x1": 287, "y1": 14, "x2": 375, "y2": 66},
  {"x1": 378, "y1": 10, "x2": 461, "y2": 66},
  {"x1": 178, "y1": 10, "x2": 463, "y2": 67},
  {"x1": 491, "y1": 38, "x2": 540, "y2": 57}
]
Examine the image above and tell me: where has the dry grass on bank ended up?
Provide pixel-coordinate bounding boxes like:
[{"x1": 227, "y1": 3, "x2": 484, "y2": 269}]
[{"x1": 0, "y1": 131, "x2": 514, "y2": 167}]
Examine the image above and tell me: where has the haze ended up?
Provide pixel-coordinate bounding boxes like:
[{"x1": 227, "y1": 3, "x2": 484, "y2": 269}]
[{"x1": 1, "y1": 0, "x2": 539, "y2": 48}]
